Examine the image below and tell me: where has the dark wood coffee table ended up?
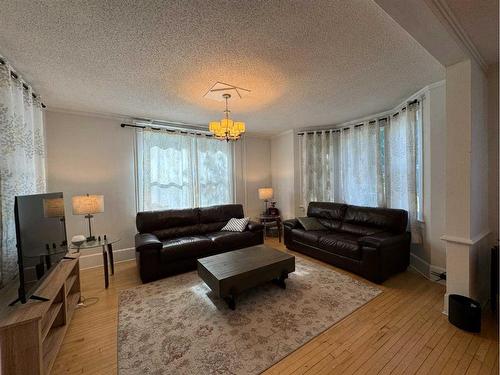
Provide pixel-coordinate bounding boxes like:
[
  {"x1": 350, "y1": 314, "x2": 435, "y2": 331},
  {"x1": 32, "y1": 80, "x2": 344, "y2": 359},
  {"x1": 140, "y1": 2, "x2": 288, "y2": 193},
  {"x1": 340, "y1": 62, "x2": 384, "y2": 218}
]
[{"x1": 197, "y1": 245, "x2": 295, "y2": 310}]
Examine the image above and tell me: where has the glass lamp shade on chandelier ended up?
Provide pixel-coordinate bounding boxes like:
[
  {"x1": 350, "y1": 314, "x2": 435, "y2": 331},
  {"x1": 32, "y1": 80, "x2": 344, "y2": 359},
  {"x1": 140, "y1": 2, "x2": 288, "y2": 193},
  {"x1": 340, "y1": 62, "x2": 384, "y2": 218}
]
[{"x1": 209, "y1": 93, "x2": 246, "y2": 141}]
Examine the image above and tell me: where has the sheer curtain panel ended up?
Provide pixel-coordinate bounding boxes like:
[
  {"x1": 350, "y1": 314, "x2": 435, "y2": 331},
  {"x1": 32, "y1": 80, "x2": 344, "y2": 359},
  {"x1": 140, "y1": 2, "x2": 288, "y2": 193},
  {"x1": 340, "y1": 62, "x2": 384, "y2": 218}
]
[
  {"x1": 300, "y1": 122, "x2": 382, "y2": 208},
  {"x1": 299, "y1": 99, "x2": 424, "y2": 243},
  {"x1": 385, "y1": 103, "x2": 422, "y2": 243},
  {"x1": 340, "y1": 122, "x2": 382, "y2": 207},
  {"x1": 136, "y1": 129, "x2": 233, "y2": 211},
  {"x1": 0, "y1": 61, "x2": 46, "y2": 286}
]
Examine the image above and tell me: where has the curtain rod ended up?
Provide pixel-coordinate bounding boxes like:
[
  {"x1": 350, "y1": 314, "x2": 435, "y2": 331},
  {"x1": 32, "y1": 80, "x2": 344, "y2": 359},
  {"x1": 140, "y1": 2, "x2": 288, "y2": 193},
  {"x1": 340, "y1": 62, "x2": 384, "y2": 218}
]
[
  {"x1": 121, "y1": 123, "x2": 215, "y2": 137},
  {"x1": 297, "y1": 99, "x2": 420, "y2": 136},
  {"x1": 0, "y1": 58, "x2": 46, "y2": 108},
  {"x1": 298, "y1": 117, "x2": 388, "y2": 135}
]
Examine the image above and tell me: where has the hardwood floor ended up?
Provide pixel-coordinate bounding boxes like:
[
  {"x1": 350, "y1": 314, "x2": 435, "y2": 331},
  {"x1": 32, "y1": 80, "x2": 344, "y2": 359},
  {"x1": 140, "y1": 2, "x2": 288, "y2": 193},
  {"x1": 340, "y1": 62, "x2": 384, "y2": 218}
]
[{"x1": 52, "y1": 238, "x2": 498, "y2": 374}]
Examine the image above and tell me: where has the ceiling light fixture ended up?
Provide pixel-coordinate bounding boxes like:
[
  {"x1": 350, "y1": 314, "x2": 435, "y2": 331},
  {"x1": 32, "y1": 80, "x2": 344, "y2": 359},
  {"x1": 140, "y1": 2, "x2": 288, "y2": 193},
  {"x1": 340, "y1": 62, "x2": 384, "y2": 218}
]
[
  {"x1": 208, "y1": 93, "x2": 245, "y2": 141},
  {"x1": 205, "y1": 82, "x2": 249, "y2": 141}
]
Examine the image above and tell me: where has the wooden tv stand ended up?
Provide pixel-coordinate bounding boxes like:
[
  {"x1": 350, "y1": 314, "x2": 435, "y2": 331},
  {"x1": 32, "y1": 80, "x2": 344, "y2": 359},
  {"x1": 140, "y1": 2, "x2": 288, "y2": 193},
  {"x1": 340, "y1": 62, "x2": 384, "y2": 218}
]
[{"x1": 0, "y1": 254, "x2": 81, "y2": 375}]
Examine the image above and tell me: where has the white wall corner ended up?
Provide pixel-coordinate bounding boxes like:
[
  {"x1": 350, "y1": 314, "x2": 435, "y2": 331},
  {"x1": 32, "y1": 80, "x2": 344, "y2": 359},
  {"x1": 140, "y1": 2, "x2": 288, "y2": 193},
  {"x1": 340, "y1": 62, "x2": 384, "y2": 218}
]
[{"x1": 271, "y1": 129, "x2": 294, "y2": 140}]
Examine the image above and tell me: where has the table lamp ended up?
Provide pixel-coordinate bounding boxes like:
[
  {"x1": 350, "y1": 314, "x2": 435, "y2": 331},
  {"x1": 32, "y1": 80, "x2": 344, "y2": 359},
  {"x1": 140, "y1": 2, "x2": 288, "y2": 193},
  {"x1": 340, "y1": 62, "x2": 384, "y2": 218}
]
[
  {"x1": 258, "y1": 187, "x2": 273, "y2": 214},
  {"x1": 43, "y1": 197, "x2": 67, "y2": 246},
  {"x1": 72, "y1": 194, "x2": 104, "y2": 241}
]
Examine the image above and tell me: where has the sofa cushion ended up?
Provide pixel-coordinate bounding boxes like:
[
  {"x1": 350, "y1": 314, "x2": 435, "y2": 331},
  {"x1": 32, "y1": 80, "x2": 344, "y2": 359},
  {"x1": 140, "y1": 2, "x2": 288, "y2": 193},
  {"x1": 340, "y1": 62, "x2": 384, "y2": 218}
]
[
  {"x1": 221, "y1": 217, "x2": 250, "y2": 232},
  {"x1": 199, "y1": 204, "x2": 244, "y2": 223},
  {"x1": 342, "y1": 205, "x2": 408, "y2": 234},
  {"x1": 291, "y1": 229, "x2": 330, "y2": 247},
  {"x1": 338, "y1": 224, "x2": 384, "y2": 236},
  {"x1": 199, "y1": 221, "x2": 227, "y2": 234},
  {"x1": 152, "y1": 224, "x2": 201, "y2": 241},
  {"x1": 318, "y1": 233, "x2": 362, "y2": 260},
  {"x1": 198, "y1": 205, "x2": 245, "y2": 234},
  {"x1": 206, "y1": 231, "x2": 255, "y2": 251},
  {"x1": 136, "y1": 208, "x2": 199, "y2": 233},
  {"x1": 307, "y1": 202, "x2": 348, "y2": 230},
  {"x1": 297, "y1": 217, "x2": 328, "y2": 231},
  {"x1": 160, "y1": 235, "x2": 213, "y2": 263}
]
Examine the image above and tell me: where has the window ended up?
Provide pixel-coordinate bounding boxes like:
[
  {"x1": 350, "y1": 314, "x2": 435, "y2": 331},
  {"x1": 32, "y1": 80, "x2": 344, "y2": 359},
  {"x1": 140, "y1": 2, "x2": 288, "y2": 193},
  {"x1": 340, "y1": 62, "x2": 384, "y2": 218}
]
[
  {"x1": 136, "y1": 129, "x2": 233, "y2": 211},
  {"x1": 299, "y1": 99, "x2": 424, "y2": 242}
]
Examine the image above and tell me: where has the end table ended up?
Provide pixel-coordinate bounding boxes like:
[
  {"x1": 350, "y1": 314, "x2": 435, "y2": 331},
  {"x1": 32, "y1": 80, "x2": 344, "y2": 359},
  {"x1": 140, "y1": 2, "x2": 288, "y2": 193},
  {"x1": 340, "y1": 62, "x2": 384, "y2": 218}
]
[
  {"x1": 259, "y1": 214, "x2": 282, "y2": 242},
  {"x1": 70, "y1": 236, "x2": 120, "y2": 288}
]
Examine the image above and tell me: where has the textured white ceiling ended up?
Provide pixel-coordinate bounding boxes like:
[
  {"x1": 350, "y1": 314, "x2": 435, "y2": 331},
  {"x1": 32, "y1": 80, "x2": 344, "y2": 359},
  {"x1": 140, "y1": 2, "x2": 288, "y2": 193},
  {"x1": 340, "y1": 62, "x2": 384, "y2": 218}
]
[
  {"x1": 0, "y1": 0, "x2": 444, "y2": 135},
  {"x1": 445, "y1": 0, "x2": 499, "y2": 65}
]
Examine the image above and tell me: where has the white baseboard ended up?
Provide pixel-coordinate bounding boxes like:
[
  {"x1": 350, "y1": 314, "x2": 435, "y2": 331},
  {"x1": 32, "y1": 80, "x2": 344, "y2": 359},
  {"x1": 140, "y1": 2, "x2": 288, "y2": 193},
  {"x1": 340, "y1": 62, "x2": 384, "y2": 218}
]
[
  {"x1": 409, "y1": 253, "x2": 431, "y2": 279},
  {"x1": 77, "y1": 247, "x2": 136, "y2": 270},
  {"x1": 410, "y1": 253, "x2": 447, "y2": 315},
  {"x1": 430, "y1": 265, "x2": 446, "y2": 285},
  {"x1": 409, "y1": 253, "x2": 447, "y2": 287}
]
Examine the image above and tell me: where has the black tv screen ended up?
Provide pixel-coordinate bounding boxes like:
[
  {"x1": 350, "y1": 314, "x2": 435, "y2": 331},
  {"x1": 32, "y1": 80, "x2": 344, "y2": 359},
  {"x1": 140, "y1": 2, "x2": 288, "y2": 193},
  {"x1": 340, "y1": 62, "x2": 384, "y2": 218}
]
[{"x1": 14, "y1": 192, "x2": 68, "y2": 303}]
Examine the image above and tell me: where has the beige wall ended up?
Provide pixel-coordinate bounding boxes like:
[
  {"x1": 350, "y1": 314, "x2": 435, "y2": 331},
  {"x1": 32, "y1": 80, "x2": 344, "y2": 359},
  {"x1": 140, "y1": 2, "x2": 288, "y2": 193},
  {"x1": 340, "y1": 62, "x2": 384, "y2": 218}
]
[
  {"x1": 45, "y1": 111, "x2": 137, "y2": 267},
  {"x1": 470, "y1": 60, "x2": 490, "y2": 238},
  {"x1": 270, "y1": 131, "x2": 295, "y2": 220},
  {"x1": 236, "y1": 135, "x2": 272, "y2": 220},
  {"x1": 445, "y1": 60, "x2": 472, "y2": 238},
  {"x1": 428, "y1": 83, "x2": 447, "y2": 270},
  {"x1": 418, "y1": 82, "x2": 447, "y2": 272},
  {"x1": 488, "y1": 64, "x2": 499, "y2": 245},
  {"x1": 45, "y1": 111, "x2": 271, "y2": 268}
]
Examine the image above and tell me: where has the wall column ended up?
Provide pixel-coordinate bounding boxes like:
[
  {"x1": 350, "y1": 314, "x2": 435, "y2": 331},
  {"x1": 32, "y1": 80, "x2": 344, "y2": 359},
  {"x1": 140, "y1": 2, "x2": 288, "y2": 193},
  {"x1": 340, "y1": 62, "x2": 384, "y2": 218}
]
[{"x1": 442, "y1": 59, "x2": 490, "y2": 313}]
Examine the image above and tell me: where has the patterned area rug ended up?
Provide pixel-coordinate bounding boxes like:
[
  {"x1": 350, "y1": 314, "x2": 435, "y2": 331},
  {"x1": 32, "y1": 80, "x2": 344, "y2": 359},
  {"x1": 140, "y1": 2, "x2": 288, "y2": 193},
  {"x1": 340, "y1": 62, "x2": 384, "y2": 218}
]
[{"x1": 118, "y1": 256, "x2": 381, "y2": 375}]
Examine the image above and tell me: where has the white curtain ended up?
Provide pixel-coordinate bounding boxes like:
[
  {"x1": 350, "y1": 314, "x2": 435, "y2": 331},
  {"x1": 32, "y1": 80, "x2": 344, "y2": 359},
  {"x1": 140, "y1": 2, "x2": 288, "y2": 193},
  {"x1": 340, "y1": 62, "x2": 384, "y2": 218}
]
[
  {"x1": 385, "y1": 102, "x2": 422, "y2": 242},
  {"x1": 300, "y1": 101, "x2": 423, "y2": 242},
  {"x1": 301, "y1": 121, "x2": 382, "y2": 208},
  {"x1": 301, "y1": 132, "x2": 333, "y2": 204},
  {"x1": 0, "y1": 61, "x2": 46, "y2": 286},
  {"x1": 340, "y1": 122, "x2": 382, "y2": 207},
  {"x1": 136, "y1": 129, "x2": 233, "y2": 211}
]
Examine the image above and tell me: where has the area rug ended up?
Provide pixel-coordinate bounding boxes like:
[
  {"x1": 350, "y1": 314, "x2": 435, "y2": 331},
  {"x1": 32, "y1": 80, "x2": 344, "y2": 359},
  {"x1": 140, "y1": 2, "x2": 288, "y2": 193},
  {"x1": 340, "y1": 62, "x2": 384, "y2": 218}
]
[{"x1": 117, "y1": 257, "x2": 381, "y2": 375}]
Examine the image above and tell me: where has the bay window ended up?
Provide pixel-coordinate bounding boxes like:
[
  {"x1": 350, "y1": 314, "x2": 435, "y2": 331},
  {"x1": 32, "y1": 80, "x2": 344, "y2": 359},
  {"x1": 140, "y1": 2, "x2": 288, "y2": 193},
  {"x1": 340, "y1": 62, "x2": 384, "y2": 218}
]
[{"x1": 300, "y1": 99, "x2": 423, "y2": 242}]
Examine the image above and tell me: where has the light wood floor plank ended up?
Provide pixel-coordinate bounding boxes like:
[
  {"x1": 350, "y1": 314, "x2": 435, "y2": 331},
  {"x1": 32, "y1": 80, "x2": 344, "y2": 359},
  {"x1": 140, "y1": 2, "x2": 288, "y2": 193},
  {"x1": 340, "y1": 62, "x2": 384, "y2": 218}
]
[{"x1": 51, "y1": 238, "x2": 498, "y2": 375}]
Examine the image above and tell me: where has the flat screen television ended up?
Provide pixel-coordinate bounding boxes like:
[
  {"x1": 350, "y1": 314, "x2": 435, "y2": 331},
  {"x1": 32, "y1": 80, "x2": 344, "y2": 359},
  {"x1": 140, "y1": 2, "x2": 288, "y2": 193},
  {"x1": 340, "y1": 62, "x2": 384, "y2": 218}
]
[{"x1": 13, "y1": 192, "x2": 68, "y2": 304}]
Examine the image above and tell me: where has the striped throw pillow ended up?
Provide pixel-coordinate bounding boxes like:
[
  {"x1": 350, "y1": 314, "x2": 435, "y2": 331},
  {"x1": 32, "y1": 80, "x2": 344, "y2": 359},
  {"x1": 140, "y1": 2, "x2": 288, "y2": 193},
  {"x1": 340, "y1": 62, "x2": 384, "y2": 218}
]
[{"x1": 221, "y1": 217, "x2": 250, "y2": 232}]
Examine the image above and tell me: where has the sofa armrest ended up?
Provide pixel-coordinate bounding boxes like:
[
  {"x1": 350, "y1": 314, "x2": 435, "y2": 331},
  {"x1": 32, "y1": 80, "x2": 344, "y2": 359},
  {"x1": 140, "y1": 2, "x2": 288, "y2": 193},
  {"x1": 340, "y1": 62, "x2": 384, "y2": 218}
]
[
  {"x1": 283, "y1": 218, "x2": 301, "y2": 230},
  {"x1": 247, "y1": 220, "x2": 264, "y2": 232},
  {"x1": 135, "y1": 233, "x2": 162, "y2": 253},
  {"x1": 358, "y1": 231, "x2": 411, "y2": 248}
]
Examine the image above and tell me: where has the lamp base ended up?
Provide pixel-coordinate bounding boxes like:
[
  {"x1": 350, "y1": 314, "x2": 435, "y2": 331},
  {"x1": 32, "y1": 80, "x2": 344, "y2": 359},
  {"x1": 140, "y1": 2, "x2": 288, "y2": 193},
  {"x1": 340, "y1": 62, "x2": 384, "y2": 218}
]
[{"x1": 85, "y1": 214, "x2": 95, "y2": 242}]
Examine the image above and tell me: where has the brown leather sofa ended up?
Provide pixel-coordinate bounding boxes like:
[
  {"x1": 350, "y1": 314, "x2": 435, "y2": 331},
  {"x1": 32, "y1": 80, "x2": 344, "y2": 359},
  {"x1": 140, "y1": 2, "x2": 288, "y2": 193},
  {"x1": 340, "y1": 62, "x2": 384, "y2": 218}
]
[
  {"x1": 135, "y1": 204, "x2": 264, "y2": 283},
  {"x1": 283, "y1": 202, "x2": 410, "y2": 283}
]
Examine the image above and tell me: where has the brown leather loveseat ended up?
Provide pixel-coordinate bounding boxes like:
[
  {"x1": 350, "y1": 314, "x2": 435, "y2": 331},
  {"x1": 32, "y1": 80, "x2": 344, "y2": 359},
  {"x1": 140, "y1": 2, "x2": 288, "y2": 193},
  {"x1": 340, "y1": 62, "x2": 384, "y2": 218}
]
[
  {"x1": 135, "y1": 204, "x2": 264, "y2": 283},
  {"x1": 283, "y1": 202, "x2": 410, "y2": 283}
]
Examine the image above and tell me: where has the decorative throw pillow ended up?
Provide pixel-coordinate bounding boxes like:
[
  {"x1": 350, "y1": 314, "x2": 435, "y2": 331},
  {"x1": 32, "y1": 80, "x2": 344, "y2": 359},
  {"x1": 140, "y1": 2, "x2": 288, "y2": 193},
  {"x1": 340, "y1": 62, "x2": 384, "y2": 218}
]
[
  {"x1": 221, "y1": 217, "x2": 250, "y2": 232},
  {"x1": 297, "y1": 216, "x2": 327, "y2": 231}
]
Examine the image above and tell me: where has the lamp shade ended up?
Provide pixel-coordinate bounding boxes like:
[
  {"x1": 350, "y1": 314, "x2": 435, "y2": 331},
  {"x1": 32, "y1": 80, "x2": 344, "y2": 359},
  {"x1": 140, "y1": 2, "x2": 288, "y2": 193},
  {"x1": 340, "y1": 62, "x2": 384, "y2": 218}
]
[
  {"x1": 43, "y1": 198, "x2": 65, "y2": 218},
  {"x1": 258, "y1": 188, "x2": 273, "y2": 200},
  {"x1": 72, "y1": 195, "x2": 104, "y2": 215}
]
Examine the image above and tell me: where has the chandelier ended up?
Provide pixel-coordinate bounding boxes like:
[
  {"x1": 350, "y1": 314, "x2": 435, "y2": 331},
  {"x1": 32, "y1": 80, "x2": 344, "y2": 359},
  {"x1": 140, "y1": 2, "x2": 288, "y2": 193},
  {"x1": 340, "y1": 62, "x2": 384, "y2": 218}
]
[{"x1": 208, "y1": 93, "x2": 246, "y2": 141}]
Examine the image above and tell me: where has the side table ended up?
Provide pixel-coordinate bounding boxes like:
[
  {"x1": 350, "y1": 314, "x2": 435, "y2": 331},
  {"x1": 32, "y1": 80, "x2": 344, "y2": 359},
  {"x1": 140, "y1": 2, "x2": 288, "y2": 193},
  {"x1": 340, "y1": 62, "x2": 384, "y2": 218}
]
[
  {"x1": 70, "y1": 236, "x2": 120, "y2": 288},
  {"x1": 259, "y1": 214, "x2": 282, "y2": 242}
]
